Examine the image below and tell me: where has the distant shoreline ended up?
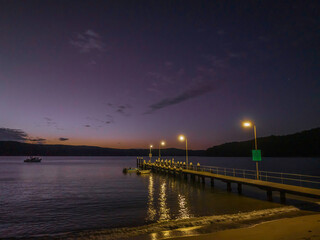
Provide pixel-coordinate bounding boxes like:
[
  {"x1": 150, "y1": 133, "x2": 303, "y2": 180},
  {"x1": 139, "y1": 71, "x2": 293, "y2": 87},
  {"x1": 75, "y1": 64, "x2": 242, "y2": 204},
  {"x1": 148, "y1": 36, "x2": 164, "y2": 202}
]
[
  {"x1": 1, "y1": 127, "x2": 319, "y2": 157},
  {"x1": 167, "y1": 213, "x2": 320, "y2": 240},
  {"x1": 1, "y1": 155, "x2": 319, "y2": 158}
]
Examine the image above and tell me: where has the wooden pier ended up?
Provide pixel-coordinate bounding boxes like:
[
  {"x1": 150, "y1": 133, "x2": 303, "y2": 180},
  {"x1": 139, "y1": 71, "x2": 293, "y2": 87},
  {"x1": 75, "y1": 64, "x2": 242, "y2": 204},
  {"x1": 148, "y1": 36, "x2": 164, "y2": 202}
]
[{"x1": 136, "y1": 157, "x2": 320, "y2": 202}]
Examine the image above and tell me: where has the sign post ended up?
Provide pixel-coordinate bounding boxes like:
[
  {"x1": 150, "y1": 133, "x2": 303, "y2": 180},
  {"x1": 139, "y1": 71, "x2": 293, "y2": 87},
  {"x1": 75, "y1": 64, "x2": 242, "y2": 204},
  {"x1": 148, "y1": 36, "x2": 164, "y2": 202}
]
[
  {"x1": 242, "y1": 122, "x2": 261, "y2": 180},
  {"x1": 252, "y1": 149, "x2": 261, "y2": 180},
  {"x1": 252, "y1": 150, "x2": 261, "y2": 161}
]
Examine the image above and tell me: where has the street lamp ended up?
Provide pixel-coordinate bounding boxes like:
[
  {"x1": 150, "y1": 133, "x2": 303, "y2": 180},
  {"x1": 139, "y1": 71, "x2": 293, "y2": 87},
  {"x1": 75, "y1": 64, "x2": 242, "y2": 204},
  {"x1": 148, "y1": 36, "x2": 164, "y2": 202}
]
[
  {"x1": 149, "y1": 145, "x2": 153, "y2": 161},
  {"x1": 159, "y1": 141, "x2": 165, "y2": 160},
  {"x1": 242, "y1": 121, "x2": 259, "y2": 179},
  {"x1": 178, "y1": 135, "x2": 188, "y2": 168}
]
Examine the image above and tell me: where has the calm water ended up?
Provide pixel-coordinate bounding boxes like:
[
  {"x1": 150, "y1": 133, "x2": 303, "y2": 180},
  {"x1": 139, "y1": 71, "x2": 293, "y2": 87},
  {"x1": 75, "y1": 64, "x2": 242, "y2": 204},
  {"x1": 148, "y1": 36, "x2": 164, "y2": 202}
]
[{"x1": 0, "y1": 156, "x2": 319, "y2": 238}]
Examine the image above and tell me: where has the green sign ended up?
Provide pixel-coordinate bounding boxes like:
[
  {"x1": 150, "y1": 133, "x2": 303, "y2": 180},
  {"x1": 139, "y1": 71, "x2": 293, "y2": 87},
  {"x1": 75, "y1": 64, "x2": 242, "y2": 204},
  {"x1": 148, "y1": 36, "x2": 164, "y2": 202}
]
[{"x1": 252, "y1": 150, "x2": 261, "y2": 161}]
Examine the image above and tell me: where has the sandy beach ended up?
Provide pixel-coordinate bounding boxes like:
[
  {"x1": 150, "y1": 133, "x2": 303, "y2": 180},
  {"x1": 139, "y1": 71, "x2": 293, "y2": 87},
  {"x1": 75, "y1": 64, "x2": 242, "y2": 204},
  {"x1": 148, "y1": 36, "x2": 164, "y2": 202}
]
[
  {"x1": 168, "y1": 214, "x2": 320, "y2": 240},
  {"x1": 34, "y1": 204, "x2": 320, "y2": 240}
]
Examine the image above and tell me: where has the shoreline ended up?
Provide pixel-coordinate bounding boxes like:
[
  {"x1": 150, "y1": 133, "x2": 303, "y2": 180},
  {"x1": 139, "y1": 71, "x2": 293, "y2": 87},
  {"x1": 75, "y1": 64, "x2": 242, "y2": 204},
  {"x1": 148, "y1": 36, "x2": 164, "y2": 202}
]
[
  {"x1": 27, "y1": 205, "x2": 319, "y2": 240},
  {"x1": 167, "y1": 213, "x2": 320, "y2": 240}
]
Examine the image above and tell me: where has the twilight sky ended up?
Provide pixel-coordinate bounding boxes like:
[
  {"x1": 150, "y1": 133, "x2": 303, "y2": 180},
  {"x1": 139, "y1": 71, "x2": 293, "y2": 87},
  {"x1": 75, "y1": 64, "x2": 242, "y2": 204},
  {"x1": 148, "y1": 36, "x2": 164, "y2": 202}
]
[{"x1": 0, "y1": 0, "x2": 319, "y2": 149}]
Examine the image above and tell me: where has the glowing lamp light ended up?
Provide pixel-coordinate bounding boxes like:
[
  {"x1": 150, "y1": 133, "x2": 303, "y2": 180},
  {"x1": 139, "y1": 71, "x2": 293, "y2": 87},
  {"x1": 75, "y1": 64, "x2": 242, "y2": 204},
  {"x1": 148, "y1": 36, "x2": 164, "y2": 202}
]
[
  {"x1": 243, "y1": 122, "x2": 252, "y2": 127},
  {"x1": 179, "y1": 135, "x2": 185, "y2": 141},
  {"x1": 241, "y1": 120, "x2": 259, "y2": 180},
  {"x1": 178, "y1": 134, "x2": 188, "y2": 166}
]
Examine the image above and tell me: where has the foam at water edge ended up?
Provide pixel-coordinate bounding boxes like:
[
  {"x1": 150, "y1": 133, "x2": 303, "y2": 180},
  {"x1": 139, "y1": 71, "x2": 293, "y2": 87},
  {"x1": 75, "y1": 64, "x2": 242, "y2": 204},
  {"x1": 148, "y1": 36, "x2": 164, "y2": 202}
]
[{"x1": 44, "y1": 206, "x2": 300, "y2": 239}]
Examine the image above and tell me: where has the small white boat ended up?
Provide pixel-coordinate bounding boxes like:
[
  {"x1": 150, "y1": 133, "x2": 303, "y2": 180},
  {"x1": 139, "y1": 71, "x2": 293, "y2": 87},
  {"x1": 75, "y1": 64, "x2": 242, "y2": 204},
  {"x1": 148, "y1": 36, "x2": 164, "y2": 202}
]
[
  {"x1": 137, "y1": 170, "x2": 151, "y2": 175},
  {"x1": 24, "y1": 156, "x2": 42, "y2": 163}
]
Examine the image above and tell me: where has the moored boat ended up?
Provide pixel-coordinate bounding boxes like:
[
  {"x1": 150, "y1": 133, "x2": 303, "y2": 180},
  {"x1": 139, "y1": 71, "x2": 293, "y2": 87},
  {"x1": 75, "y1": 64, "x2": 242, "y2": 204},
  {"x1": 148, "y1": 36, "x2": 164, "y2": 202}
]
[
  {"x1": 123, "y1": 167, "x2": 138, "y2": 173},
  {"x1": 137, "y1": 169, "x2": 151, "y2": 175},
  {"x1": 24, "y1": 156, "x2": 42, "y2": 163}
]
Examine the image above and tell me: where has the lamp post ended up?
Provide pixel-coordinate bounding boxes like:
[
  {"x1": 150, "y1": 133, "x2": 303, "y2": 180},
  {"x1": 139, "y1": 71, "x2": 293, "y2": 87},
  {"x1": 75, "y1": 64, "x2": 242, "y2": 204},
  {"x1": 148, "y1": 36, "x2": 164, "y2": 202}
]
[
  {"x1": 178, "y1": 135, "x2": 188, "y2": 168},
  {"x1": 242, "y1": 121, "x2": 259, "y2": 179},
  {"x1": 149, "y1": 145, "x2": 153, "y2": 161},
  {"x1": 159, "y1": 141, "x2": 165, "y2": 160}
]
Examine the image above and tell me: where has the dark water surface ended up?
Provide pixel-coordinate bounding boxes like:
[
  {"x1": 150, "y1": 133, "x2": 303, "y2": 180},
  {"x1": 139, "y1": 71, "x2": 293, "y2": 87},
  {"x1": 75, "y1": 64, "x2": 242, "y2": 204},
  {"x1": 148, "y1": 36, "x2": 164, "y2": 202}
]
[{"x1": 0, "y1": 156, "x2": 319, "y2": 238}]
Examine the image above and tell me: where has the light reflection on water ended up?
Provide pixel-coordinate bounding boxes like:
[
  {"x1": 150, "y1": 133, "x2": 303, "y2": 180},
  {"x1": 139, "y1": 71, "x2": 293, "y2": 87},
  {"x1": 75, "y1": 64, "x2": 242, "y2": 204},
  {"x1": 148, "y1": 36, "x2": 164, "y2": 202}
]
[
  {"x1": 149, "y1": 226, "x2": 202, "y2": 240},
  {"x1": 147, "y1": 175, "x2": 156, "y2": 221},
  {"x1": 0, "y1": 156, "x2": 294, "y2": 238},
  {"x1": 178, "y1": 194, "x2": 192, "y2": 219},
  {"x1": 147, "y1": 174, "x2": 192, "y2": 222},
  {"x1": 159, "y1": 180, "x2": 170, "y2": 221}
]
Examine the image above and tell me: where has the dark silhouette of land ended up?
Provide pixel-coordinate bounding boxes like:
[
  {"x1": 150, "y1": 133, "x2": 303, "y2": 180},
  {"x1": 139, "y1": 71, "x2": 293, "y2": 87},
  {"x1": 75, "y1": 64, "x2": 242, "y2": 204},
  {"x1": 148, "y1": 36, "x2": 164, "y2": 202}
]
[
  {"x1": 0, "y1": 127, "x2": 318, "y2": 157},
  {"x1": 0, "y1": 141, "x2": 205, "y2": 156},
  {"x1": 207, "y1": 127, "x2": 320, "y2": 157}
]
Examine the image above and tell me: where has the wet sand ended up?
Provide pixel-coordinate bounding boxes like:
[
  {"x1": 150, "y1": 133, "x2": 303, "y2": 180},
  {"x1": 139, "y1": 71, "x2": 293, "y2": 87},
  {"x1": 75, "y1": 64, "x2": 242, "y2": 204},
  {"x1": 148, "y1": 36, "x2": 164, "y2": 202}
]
[
  {"x1": 28, "y1": 205, "x2": 320, "y2": 240},
  {"x1": 168, "y1": 214, "x2": 320, "y2": 240}
]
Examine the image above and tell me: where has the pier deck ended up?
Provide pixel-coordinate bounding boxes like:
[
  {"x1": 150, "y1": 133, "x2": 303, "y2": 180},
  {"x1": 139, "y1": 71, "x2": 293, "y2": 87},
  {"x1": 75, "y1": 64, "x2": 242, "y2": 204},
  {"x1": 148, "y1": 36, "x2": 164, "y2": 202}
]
[
  {"x1": 183, "y1": 169, "x2": 320, "y2": 199},
  {"x1": 137, "y1": 158, "x2": 320, "y2": 202}
]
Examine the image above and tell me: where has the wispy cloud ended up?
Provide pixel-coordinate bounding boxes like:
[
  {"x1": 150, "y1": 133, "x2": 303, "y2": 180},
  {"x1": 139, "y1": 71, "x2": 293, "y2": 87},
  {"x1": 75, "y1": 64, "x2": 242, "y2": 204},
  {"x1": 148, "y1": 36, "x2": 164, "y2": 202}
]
[
  {"x1": 28, "y1": 138, "x2": 46, "y2": 144},
  {"x1": 0, "y1": 128, "x2": 46, "y2": 144},
  {"x1": 59, "y1": 137, "x2": 69, "y2": 141},
  {"x1": 70, "y1": 29, "x2": 105, "y2": 53},
  {"x1": 116, "y1": 105, "x2": 132, "y2": 116},
  {"x1": 85, "y1": 117, "x2": 104, "y2": 129},
  {"x1": 0, "y1": 128, "x2": 28, "y2": 141},
  {"x1": 145, "y1": 49, "x2": 242, "y2": 114},
  {"x1": 146, "y1": 67, "x2": 183, "y2": 94},
  {"x1": 85, "y1": 114, "x2": 115, "y2": 129},
  {"x1": 144, "y1": 83, "x2": 216, "y2": 114},
  {"x1": 144, "y1": 54, "x2": 232, "y2": 114},
  {"x1": 107, "y1": 103, "x2": 132, "y2": 117},
  {"x1": 105, "y1": 114, "x2": 114, "y2": 123},
  {"x1": 44, "y1": 117, "x2": 63, "y2": 130}
]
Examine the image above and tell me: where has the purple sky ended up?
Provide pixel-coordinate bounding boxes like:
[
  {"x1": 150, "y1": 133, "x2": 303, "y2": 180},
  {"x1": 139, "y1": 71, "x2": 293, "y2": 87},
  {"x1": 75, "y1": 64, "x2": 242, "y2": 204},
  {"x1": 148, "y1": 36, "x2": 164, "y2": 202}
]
[{"x1": 0, "y1": 1, "x2": 319, "y2": 149}]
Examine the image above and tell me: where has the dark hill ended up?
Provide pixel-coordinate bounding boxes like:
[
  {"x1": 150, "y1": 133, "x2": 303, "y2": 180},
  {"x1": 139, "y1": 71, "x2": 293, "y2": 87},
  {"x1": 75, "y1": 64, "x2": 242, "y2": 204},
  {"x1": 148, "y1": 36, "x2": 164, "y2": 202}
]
[
  {"x1": 1, "y1": 128, "x2": 318, "y2": 157},
  {"x1": 0, "y1": 141, "x2": 205, "y2": 156},
  {"x1": 206, "y1": 127, "x2": 320, "y2": 157}
]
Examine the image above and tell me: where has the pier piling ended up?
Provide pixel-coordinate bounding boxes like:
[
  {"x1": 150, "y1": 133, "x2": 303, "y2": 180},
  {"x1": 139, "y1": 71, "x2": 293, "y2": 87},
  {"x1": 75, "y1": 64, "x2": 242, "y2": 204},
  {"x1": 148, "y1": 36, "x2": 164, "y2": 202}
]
[
  {"x1": 267, "y1": 190, "x2": 273, "y2": 201},
  {"x1": 211, "y1": 178, "x2": 214, "y2": 187},
  {"x1": 201, "y1": 176, "x2": 205, "y2": 184},
  {"x1": 227, "y1": 182, "x2": 232, "y2": 192},
  {"x1": 237, "y1": 183, "x2": 242, "y2": 194},
  {"x1": 280, "y1": 191, "x2": 286, "y2": 203}
]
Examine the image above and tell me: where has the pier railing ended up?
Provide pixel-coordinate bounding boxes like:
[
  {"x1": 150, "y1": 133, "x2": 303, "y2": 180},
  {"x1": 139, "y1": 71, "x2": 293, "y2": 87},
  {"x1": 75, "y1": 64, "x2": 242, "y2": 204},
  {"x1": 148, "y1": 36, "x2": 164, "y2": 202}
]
[
  {"x1": 139, "y1": 158, "x2": 320, "y2": 189},
  {"x1": 191, "y1": 165, "x2": 320, "y2": 189},
  {"x1": 138, "y1": 158, "x2": 320, "y2": 201}
]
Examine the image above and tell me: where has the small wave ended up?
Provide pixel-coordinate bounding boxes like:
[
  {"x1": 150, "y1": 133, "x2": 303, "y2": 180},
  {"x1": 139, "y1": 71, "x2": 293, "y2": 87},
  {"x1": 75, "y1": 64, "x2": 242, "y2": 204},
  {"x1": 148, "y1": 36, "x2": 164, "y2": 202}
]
[{"x1": 39, "y1": 205, "x2": 299, "y2": 240}]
